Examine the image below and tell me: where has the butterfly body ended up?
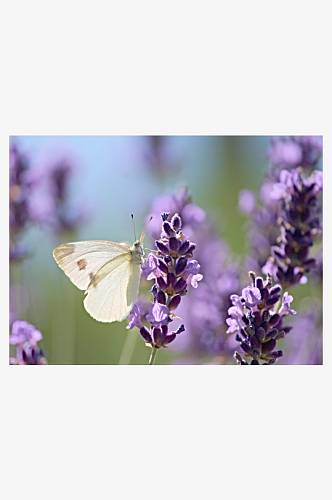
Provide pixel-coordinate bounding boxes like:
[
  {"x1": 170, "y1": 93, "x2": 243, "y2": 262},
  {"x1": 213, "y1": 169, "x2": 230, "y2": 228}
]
[{"x1": 53, "y1": 238, "x2": 144, "y2": 323}]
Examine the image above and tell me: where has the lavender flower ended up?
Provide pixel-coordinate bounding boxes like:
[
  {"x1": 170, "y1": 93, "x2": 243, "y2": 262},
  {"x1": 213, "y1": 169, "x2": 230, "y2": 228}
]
[
  {"x1": 9, "y1": 143, "x2": 35, "y2": 260},
  {"x1": 146, "y1": 187, "x2": 205, "y2": 240},
  {"x1": 239, "y1": 137, "x2": 323, "y2": 284},
  {"x1": 267, "y1": 136, "x2": 323, "y2": 175},
  {"x1": 262, "y1": 168, "x2": 322, "y2": 289},
  {"x1": 142, "y1": 136, "x2": 182, "y2": 178},
  {"x1": 9, "y1": 320, "x2": 47, "y2": 365},
  {"x1": 278, "y1": 302, "x2": 322, "y2": 365},
  {"x1": 226, "y1": 272, "x2": 296, "y2": 365},
  {"x1": 128, "y1": 212, "x2": 202, "y2": 363},
  {"x1": 25, "y1": 154, "x2": 87, "y2": 234},
  {"x1": 145, "y1": 188, "x2": 241, "y2": 360}
]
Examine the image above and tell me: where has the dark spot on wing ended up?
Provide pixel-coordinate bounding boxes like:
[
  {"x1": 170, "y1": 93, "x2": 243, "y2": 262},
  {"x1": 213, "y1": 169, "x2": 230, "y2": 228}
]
[
  {"x1": 77, "y1": 259, "x2": 88, "y2": 270},
  {"x1": 89, "y1": 272, "x2": 94, "y2": 281}
]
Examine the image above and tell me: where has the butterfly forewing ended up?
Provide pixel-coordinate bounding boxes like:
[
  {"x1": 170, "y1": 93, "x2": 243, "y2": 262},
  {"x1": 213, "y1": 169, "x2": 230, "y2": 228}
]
[
  {"x1": 53, "y1": 240, "x2": 130, "y2": 291},
  {"x1": 53, "y1": 237, "x2": 144, "y2": 323}
]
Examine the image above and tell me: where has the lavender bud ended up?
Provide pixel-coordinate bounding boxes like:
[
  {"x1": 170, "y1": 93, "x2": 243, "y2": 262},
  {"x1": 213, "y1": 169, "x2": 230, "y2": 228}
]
[
  {"x1": 157, "y1": 276, "x2": 167, "y2": 291},
  {"x1": 265, "y1": 295, "x2": 280, "y2": 307},
  {"x1": 166, "y1": 273, "x2": 175, "y2": 286},
  {"x1": 173, "y1": 277, "x2": 187, "y2": 294},
  {"x1": 140, "y1": 327, "x2": 152, "y2": 344},
  {"x1": 175, "y1": 325, "x2": 185, "y2": 335},
  {"x1": 261, "y1": 339, "x2": 277, "y2": 355},
  {"x1": 265, "y1": 328, "x2": 278, "y2": 341},
  {"x1": 186, "y1": 243, "x2": 196, "y2": 255},
  {"x1": 158, "y1": 259, "x2": 169, "y2": 274},
  {"x1": 163, "y1": 221, "x2": 174, "y2": 237},
  {"x1": 178, "y1": 240, "x2": 190, "y2": 256},
  {"x1": 157, "y1": 290, "x2": 166, "y2": 305},
  {"x1": 255, "y1": 277, "x2": 264, "y2": 290},
  {"x1": 256, "y1": 327, "x2": 266, "y2": 342},
  {"x1": 269, "y1": 314, "x2": 280, "y2": 326},
  {"x1": 156, "y1": 240, "x2": 169, "y2": 255},
  {"x1": 175, "y1": 257, "x2": 187, "y2": 275},
  {"x1": 168, "y1": 295, "x2": 181, "y2": 311},
  {"x1": 169, "y1": 237, "x2": 179, "y2": 253},
  {"x1": 163, "y1": 333, "x2": 176, "y2": 346},
  {"x1": 171, "y1": 213, "x2": 182, "y2": 231},
  {"x1": 250, "y1": 335, "x2": 260, "y2": 351},
  {"x1": 161, "y1": 212, "x2": 170, "y2": 221},
  {"x1": 153, "y1": 327, "x2": 162, "y2": 345}
]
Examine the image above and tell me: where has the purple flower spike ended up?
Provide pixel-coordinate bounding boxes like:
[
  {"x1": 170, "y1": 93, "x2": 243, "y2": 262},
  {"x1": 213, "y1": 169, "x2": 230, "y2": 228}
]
[
  {"x1": 128, "y1": 209, "x2": 202, "y2": 359},
  {"x1": 227, "y1": 272, "x2": 296, "y2": 365},
  {"x1": 263, "y1": 167, "x2": 322, "y2": 289}
]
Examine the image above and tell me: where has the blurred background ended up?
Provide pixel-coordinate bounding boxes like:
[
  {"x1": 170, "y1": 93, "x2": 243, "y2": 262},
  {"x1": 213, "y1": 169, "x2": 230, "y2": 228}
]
[{"x1": 9, "y1": 136, "x2": 322, "y2": 365}]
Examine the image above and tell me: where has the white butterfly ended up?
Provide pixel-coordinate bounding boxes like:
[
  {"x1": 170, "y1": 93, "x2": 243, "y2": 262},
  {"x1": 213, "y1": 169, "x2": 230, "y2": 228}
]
[{"x1": 53, "y1": 230, "x2": 146, "y2": 323}]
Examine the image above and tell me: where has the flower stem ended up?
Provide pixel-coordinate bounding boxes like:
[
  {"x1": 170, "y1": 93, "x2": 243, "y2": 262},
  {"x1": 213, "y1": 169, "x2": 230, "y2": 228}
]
[
  {"x1": 148, "y1": 345, "x2": 158, "y2": 365},
  {"x1": 118, "y1": 328, "x2": 138, "y2": 365}
]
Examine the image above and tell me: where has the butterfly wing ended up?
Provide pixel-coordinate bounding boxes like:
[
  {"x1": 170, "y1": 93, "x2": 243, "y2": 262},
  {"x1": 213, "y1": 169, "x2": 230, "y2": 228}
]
[
  {"x1": 84, "y1": 253, "x2": 142, "y2": 322},
  {"x1": 53, "y1": 240, "x2": 130, "y2": 291}
]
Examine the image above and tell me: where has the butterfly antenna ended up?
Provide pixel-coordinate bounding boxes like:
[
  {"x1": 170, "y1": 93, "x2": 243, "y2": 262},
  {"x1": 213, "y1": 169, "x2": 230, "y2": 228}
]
[
  {"x1": 131, "y1": 213, "x2": 137, "y2": 241},
  {"x1": 140, "y1": 216, "x2": 153, "y2": 242}
]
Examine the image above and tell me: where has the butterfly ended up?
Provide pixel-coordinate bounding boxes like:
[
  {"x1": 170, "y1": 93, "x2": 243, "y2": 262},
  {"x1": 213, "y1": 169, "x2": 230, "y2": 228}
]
[{"x1": 53, "y1": 217, "x2": 149, "y2": 323}]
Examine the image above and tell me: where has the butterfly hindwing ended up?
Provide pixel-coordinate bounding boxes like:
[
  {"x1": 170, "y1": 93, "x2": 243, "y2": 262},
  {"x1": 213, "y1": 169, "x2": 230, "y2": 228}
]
[{"x1": 84, "y1": 253, "x2": 141, "y2": 322}]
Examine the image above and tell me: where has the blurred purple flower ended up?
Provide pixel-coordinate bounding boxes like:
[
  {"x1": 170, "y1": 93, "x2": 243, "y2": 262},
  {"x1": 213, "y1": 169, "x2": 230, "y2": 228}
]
[
  {"x1": 263, "y1": 167, "x2": 322, "y2": 289},
  {"x1": 9, "y1": 320, "x2": 47, "y2": 365},
  {"x1": 142, "y1": 136, "x2": 183, "y2": 178},
  {"x1": 279, "y1": 303, "x2": 322, "y2": 365},
  {"x1": 9, "y1": 143, "x2": 35, "y2": 259},
  {"x1": 239, "y1": 138, "x2": 323, "y2": 285},
  {"x1": 25, "y1": 154, "x2": 88, "y2": 233},
  {"x1": 238, "y1": 189, "x2": 256, "y2": 215},
  {"x1": 267, "y1": 136, "x2": 323, "y2": 173},
  {"x1": 9, "y1": 320, "x2": 42, "y2": 345}
]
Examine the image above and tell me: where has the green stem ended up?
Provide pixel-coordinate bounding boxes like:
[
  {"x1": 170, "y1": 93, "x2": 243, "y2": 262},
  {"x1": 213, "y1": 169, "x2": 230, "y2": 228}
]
[
  {"x1": 118, "y1": 328, "x2": 138, "y2": 365},
  {"x1": 148, "y1": 345, "x2": 158, "y2": 365}
]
